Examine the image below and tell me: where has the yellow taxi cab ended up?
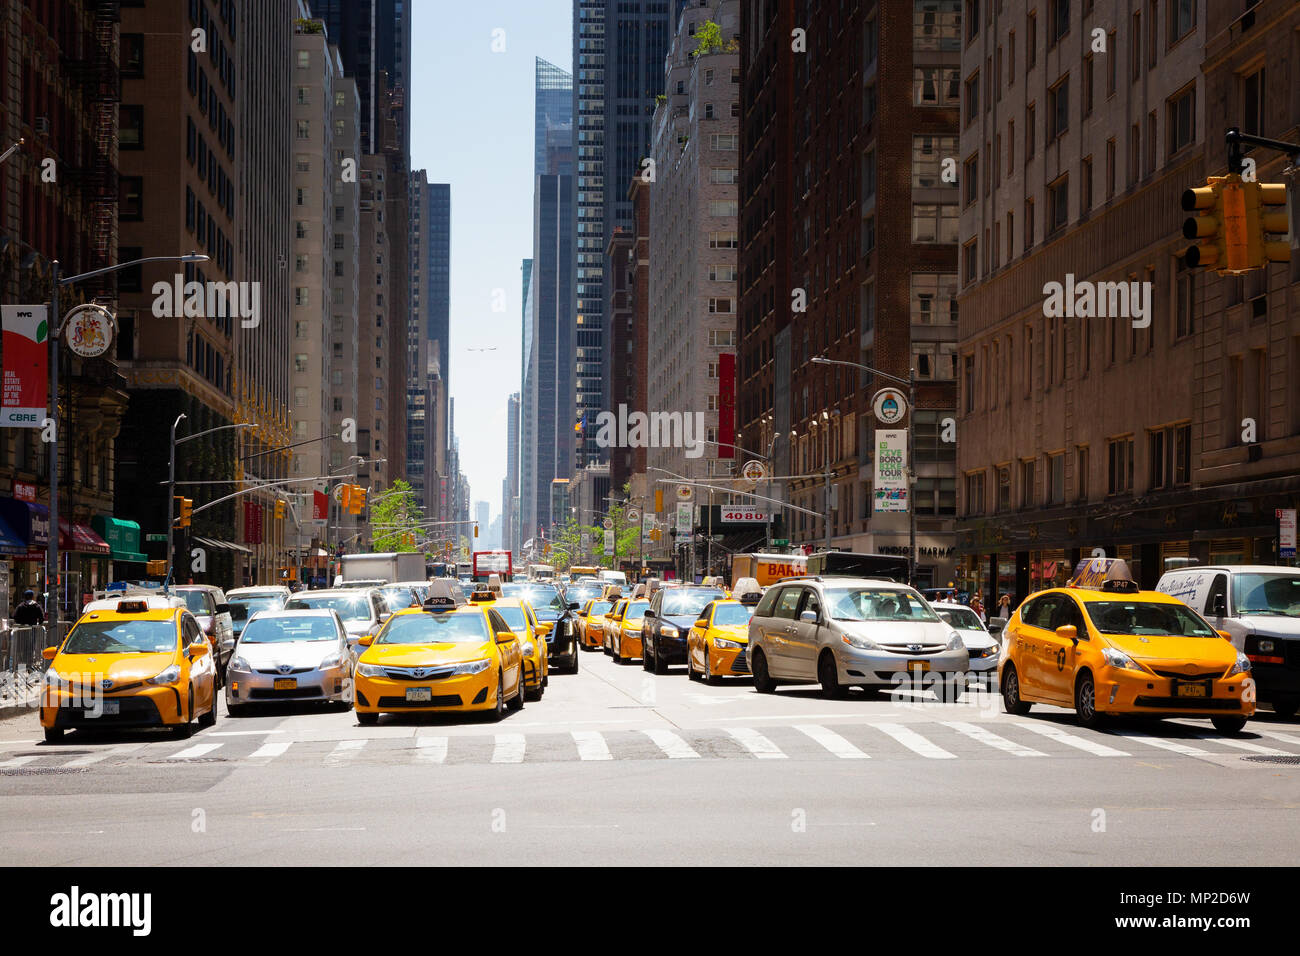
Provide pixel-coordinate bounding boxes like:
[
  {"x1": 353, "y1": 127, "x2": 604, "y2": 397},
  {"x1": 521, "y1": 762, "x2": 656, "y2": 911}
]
[
  {"x1": 612, "y1": 598, "x2": 651, "y2": 663},
  {"x1": 352, "y1": 582, "x2": 525, "y2": 724},
  {"x1": 483, "y1": 596, "x2": 548, "y2": 701},
  {"x1": 686, "y1": 598, "x2": 756, "y2": 684},
  {"x1": 40, "y1": 598, "x2": 218, "y2": 743},
  {"x1": 999, "y1": 558, "x2": 1255, "y2": 733},
  {"x1": 602, "y1": 598, "x2": 628, "y2": 655},
  {"x1": 577, "y1": 598, "x2": 615, "y2": 649}
]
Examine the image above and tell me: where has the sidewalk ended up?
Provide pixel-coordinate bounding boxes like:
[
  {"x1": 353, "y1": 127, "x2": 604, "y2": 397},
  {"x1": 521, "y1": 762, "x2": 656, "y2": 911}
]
[{"x1": 0, "y1": 666, "x2": 42, "y2": 720}]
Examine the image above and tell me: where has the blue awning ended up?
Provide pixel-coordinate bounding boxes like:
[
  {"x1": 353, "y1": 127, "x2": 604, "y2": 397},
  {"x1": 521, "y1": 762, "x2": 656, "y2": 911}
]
[{"x1": 0, "y1": 510, "x2": 26, "y2": 554}]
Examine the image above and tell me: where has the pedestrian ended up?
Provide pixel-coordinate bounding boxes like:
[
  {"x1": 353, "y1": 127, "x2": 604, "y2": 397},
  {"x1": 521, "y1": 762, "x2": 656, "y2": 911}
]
[
  {"x1": 12, "y1": 589, "x2": 45, "y2": 627},
  {"x1": 970, "y1": 594, "x2": 986, "y2": 623},
  {"x1": 997, "y1": 593, "x2": 1012, "y2": 618}
]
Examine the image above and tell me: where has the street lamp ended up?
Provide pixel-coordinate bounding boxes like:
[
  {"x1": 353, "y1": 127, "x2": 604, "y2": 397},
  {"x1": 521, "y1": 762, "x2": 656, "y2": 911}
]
[
  {"x1": 166, "y1": 418, "x2": 254, "y2": 588},
  {"x1": 811, "y1": 355, "x2": 918, "y2": 585},
  {"x1": 45, "y1": 251, "x2": 208, "y2": 631}
]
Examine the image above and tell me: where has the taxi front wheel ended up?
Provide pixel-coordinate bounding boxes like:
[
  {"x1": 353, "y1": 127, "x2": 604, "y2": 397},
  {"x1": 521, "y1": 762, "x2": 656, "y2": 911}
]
[
  {"x1": 357, "y1": 712, "x2": 378, "y2": 726},
  {"x1": 1074, "y1": 672, "x2": 1103, "y2": 729},
  {"x1": 44, "y1": 727, "x2": 64, "y2": 744},
  {"x1": 1211, "y1": 716, "x2": 1248, "y2": 735},
  {"x1": 1001, "y1": 665, "x2": 1031, "y2": 716}
]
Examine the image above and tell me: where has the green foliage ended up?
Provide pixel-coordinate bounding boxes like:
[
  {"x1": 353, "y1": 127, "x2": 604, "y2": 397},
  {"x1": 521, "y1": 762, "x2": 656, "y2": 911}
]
[
  {"x1": 691, "y1": 20, "x2": 735, "y2": 56},
  {"x1": 370, "y1": 479, "x2": 424, "y2": 552}
]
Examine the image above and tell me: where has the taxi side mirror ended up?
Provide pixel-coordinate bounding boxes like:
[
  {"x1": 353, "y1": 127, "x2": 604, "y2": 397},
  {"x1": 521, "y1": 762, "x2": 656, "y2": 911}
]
[
  {"x1": 357, "y1": 635, "x2": 374, "y2": 647},
  {"x1": 567, "y1": 602, "x2": 580, "y2": 611},
  {"x1": 1217, "y1": 630, "x2": 1233, "y2": 641},
  {"x1": 188, "y1": 641, "x2": 210, "y2": 657},
  {"x1": 42, "y1": 646, "x2": 58, "y2": 661},
  {"x1": 1055, "y1": 624, "x2": 1079, "y2": 645},
  {"x1": 496, "y1": 630, "x2": 516, "y2": 645},
  {"x1": 695, "y1": 618, "x2": 709, "y2": 629},
  {"x1": 643, "y1": 608, "x2": 656, "y2": 619}
]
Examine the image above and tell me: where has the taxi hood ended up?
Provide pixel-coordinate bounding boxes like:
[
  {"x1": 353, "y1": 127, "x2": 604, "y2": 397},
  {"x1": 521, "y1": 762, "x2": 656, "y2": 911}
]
[
  {"x1": 361, "y1": 642, "x2": 495, "y2": 667},
  {"x1": 54, "y1": 651, "x2": 176, "y2": 683},
  {"x1": 1101, "y1": 633, "x2": 1238, "y2": 666}
]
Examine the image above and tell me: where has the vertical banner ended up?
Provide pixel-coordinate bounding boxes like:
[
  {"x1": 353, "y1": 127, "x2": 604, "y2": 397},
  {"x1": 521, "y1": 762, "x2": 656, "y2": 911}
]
[
  {"x1": 313, "y1": 490, "x2": 329, "y2": 522},
  {"x1": 717, "y1": 353, "x2": 736, "y2": 458},
  {"x1": 873, "y1": 429, "x2": 909, "y2": 512},
  {"x1": 1278, "y1": 508, "x2": 1297, "y2": 559},
  {"x1": 603, "y1": 529, "x2": 615, "y2": 555},
  {"x1": 1, "y1": 305, "x2": 48, "y2": 428},
  {"x1": 244, "y1": 500, "x2": 264, "y2": 545},
  {"x1": 676, "y1": 502, "x2": 693, "y2": 537}
]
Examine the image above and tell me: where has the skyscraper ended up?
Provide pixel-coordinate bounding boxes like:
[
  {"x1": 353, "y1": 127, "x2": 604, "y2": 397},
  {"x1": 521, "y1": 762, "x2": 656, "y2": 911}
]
[{"x1": 407, "y1": 173, "x2": 450, "y2": 517}]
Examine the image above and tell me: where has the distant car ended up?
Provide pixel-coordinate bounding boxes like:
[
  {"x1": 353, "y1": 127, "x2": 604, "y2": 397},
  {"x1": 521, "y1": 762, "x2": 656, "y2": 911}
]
[
  {"x1": 172, "y1": 585, "x2": 235, "y2": 686},
  {"x1": 377, "y1": 583, "x2": 424, "y2": 613},
  {"x1": 283, "y1": 587, "x2": 389, "y2": 655},
  {"x1": 576, "y1": 598, "x2": 614, "y2": 649},
  {"x1": 641, "y1": 585, "x2": 727, "y2": 673},
  {"x1": 931, "y1": 602, "x2": 1000, "y2": 688},
  {"x1": 225, "y1": 587, "x2": 290, "y2": 642},
  {"x1": 514, "y1": 583, "x2": 580, "y2": 675},
  {"x1": 226, "y1": 609, "x2": 353, "y2": 715},
  {"x1": 686, "y1": 599, "x2": 755, "y2": 684},
  {"x1": 612, "y1": 599, "x2": 651, "y2": 663}
]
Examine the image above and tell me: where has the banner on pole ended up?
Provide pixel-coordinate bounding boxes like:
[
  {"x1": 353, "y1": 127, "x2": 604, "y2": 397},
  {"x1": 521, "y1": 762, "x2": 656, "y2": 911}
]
[
  {"x1": 1, "y1": 305, "x2": 48, "y2": 428},
  {"x1": 873, "y1": 429, "x2": 909, "y2": 513}
]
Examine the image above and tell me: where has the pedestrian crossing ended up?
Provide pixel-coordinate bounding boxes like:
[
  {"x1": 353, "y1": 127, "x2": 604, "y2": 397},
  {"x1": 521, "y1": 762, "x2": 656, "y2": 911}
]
[{"x1": 9, "y1": 718, "x2": 1300, "y2": 772}]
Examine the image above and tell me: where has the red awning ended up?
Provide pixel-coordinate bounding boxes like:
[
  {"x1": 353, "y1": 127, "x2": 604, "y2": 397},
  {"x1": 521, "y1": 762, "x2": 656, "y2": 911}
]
[{"x1": 59, "y1": 519, "x2": 110, "y2": 555}]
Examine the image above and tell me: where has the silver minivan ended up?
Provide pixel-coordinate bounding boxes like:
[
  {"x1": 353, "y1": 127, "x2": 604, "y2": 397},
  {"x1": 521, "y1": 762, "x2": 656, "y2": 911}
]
[
  {"x1": 1156, "y1": 565, "x2": 1300, "y2": 718},
  {"x1": 747, "y1": 577, "x2": 968, "y2": 700}
]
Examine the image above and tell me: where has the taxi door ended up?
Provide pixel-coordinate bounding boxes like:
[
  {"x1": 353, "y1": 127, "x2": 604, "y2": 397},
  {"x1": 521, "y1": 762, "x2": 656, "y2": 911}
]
[
  {"x1": 1013, "y1": 594, "x2": 1064, "y2": 699},
  {"x1": 1038, "y1": 595, "x2": 1087, "y2": 703},
  {"x1": 489, "y1": 610, "x2": 523, "y2": 697}
]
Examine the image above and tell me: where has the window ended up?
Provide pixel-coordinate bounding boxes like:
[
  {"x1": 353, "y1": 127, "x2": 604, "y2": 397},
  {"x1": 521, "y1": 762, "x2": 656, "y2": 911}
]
[
  {"x1": 708, "y1": 298, "x2": 734, "y2": 314},
  {"x1": 1129, "y1": 123, "x2": 1140, "y2": 186},
  {"x1": 294, "y1": 387, "x2": 308, "y2": 407},
  {"x1": 710, "y1": 133, "x2": 738, "y2": 150},
  {"x1": 863, "y1": 149, "x2": 877, "y2": 202},
  {"x1": 1169, "y1": 0, "x2": 1195, "y2": 43},
  {"x1": 964, "y1": 70, "x2": 980, "y2": 126},
  {"x1": 295, "y1": 287, "x2": 308, "y2": 306},
  {"x1": 1130, "y1": 11, "x2": 1141, "y2": 81},
  {"x1": 963, "y1": 239, "x2": 978, "y2": 284},
  {"x1": 914, "y1": 67, "x2": 959, "y2": 106},
  {"x1": 295, "y1": 154, "x2": 311, "y2": 173},
  {"x1": 296, "y1": 119, "x2": 310, "y2": 140},
  {"x1": 708, "y1": 329, "x2": 735, "y2": 347},
  {"x1": 963, "y1": 154, "x2": 978, "y2": 206},
  {"x1": 1020, "y1": 459, "x2": 1036, "y2": 508},
  {"x1": 1076, "y1": 446, "x2": 1089, "y2": 500},
  {"x1": 1081, "y1": 156, "x2": 1093, "y2": 214},
  {"x1": 1025, "y1": 102, "x2": 1035, "y2": 161},
  {"x1": 119, "y1": 106, "x2": 144, "y2": 148},
  {"x1": 121, "y1": 33, "x2": 144, "y2": 77},
  {"x1": 1026, "y1": 10, "x2": 1037, "y2": 69},
  {"x1": 1243, "y1": 68, "x2": 1265, "y2": 138},
  {"x1": 120, "y1": 176, "x2": 144, "y2": 220},
  {"x1": 708, "y1": 264, "x2": 736, "y2": 282},
  {"x1": 962, "y1": 354, "x2": 976, "y2": 411},
  {"x1": 1107, "y1": 32, "x2": 1117, "y2": 94},
  {"x1": 913, "y1": 204, "x2": 959, "y2": 243},
  {"x1": 1175, "y1": 258, "x2": 1195, "y2": 338},
  {"x1": 965, "y1": 471, "x2": 986, "y2": 516},
  {"x1": 997, "y1": 465, "x2": 1011, "y2": 511},
  {"x1": 1083, "y1": 55, "x2": 1094, "y2": 116},
  {"x1": 1107, "y1": 436, "x2": 1135, "y2": 494},
  {"x1": 914, "y1": 0, "x2": 961, "y2": 51},
  {"x1": 709, "y1": 167, "x2": 738, "y2": 184},
  {"x1": 965, "y1": 0, "x2": 980, "y2": 41},
  {"x1": 1049, "y1": 0, "x2": 1069, "y2": 46},
  {"x1": 296, "y1": 50, "x2": 310, "y2": 69},
  {"x1": 911, "y1": 273, "x2": 959, "y2": 325},
  {"x1": 1106, "y1": 137, "x2": 1116, "y2": 198},
  {"x1": 1047, "y1": 175, "x2": 1069, "y2": 233},
  {"x1": 1046, "y1": 453, "x2": 1065, "y2": 505},
  {"x1": 1024, "y1": 198, "x2": 1035, "y2": 251},
  {"x1": 1048, "y1": 76, "x2": 1069, "y2": 140},
  {"x1": 709, "y1": 232, "x2": 737, "y2": 249},
  {"x1": 1147, "y1": 110, "x2": 1158, "y2": 174},
  {"x1": 709, "y1": 200, "x2": 738, "y2": 218}
]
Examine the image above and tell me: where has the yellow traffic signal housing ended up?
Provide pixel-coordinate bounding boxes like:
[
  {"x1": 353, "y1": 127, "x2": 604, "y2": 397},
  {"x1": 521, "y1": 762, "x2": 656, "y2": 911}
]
[
  {"x1": 146, "y1": 559, "x2": 167, "y2": 576},
  {"x1": 349, "y1": 485, "x2": 365, "y2": 515},
  {"x1": 474, "y1": 522, "x2": 479, "y2": 538},
  {"x1": 1252, "y1": 181, "x2": 1291, "y2": 266},
  {"x1": 176, "y1": 496, "x2": 193, "y2": 528},
  {"x1": 274, "y1": 499, "x2": 286, "y2": 520},
  {"x1": 340, "y1": 484, "x2": 353, "y2": 511},
  {"x1": 1182, "y1": 174, "x2": 1250, "y2": 273}
]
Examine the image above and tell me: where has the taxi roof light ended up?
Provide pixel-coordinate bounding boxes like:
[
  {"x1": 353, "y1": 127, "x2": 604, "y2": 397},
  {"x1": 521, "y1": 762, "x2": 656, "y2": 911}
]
[
  {"x1": 1067, "y1": 557, "x2": 1138, "y2": 590},
  {"x1": 116, "y1": 599, "x2": 150, "y2": 613}
]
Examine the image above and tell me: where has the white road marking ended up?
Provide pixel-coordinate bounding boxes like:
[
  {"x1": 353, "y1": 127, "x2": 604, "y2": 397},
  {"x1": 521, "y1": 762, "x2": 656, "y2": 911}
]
[
  {"x1": 794, "y1": 724, "x2": 870, "y2": 759},
  {"x1": 210, "y1": 729, "x2": 286, "y2": 736},
  {"x1": 726, "y1": 726, "x2": 787, "y2": 759},
  {"x1": 165, "y1": 743, "x2": 223, "y2": 761},
  {"x1": 1107, "y1": 731, "x2": 1211, "y2": 757},
  {"x1": 248, "y1": 741, "x2": 292, "y2": 761},
  {"x1": 870, "y1": 722, "x2": 956, "y2": 759},
  {"x1": 1191, "y1": 733, "x2": 1289, "y2": 756},
  {"x1": 1248, "y1": 728, "x2": 1300, "y2": 748},
  {"x1": 941, "y1": 721, "x2": 1046, "y2": 757},
  {"x1": 414, "y1": 737, "x2": 448, "y2": 764},
  {"x1": 571, "y1": 730, "x2": 612, "y2": 760},
  {"x1": 0, "y1": 754, "x2": 40, "y2": 768},
  {"x1": 642, "y1": 728, "x2": 700, "y2": 759},
  {"x1": 62, "y1": 743, "x2": 144, "y2": 767},
  {"x1": 491, "y1": 733, "x2": 526, "y2": 763},
  {"x1": 1014, "y1": 723, "x2": 1130, "y2": 757},
  {"x1": 324, "y1": 739, "x2": 366, "y2": 766}
]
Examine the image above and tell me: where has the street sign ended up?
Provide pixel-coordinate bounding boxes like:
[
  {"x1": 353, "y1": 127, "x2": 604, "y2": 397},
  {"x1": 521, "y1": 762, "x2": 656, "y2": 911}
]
[
  {"x1": 145, "y1": 533, "x2": 168, "y2": 543},
  {"x1": 675, "y1": 502, "x2": 693, "y2": 537},
  {"x1": 1278, "y1": 508, "x2": 1297, "y2": 558},
  {"x1": 872, "y1": 388, "x2": 908, "y2": 426},
  {"x1": 720, "y1": 508, "x2": 771, "y2": 523},
  {"x1": 772, "y1": 538, "x2": 790, "y2": 547},
  {"x1": 676, "y1": 484, "x2": 693, "y2": 501},
  {"x1": 62, "y1": 304, "x2": 115, "y2": 358},
  {"x1": 741, "y1": 460, "x2": 767, "y2": 482},
  {"x1": 627, "y1": 508, "x2": 640, "y2": 522},
  {"x1": 602, "y1": 517, "x2": 614, "y2": 530}
]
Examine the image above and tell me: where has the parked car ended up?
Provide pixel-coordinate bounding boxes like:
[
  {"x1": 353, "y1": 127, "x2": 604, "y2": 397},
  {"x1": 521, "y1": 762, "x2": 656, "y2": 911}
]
[
  {"x1": 640, "y1": 584, "x2": 727, "y2": 673},
  {"x1": 172, "y1": 585, "x2": 235, "y2": 686},
  {"x1": 226, "y1": 608, "x2": 353, "y2": 715},
  {"x1": 1156, "y1": 565, "x2": 1300, "y2": 719},
  {"x1": 747, "y1": 577, "x2": 968, "y2": 700}
]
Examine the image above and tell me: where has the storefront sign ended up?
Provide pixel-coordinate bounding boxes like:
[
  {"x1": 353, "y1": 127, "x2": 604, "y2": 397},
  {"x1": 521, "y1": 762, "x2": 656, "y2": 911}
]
[
  {"x1": 1, "y1": 305, "x2": 48, "y2": 428},
  {"x1": 13, "y1": 482, "x2": 35, "y2": 502},
  {"x1": 878, "y1": 545, "x2": 955, "y2": 557},
  {"x1": 873, "y1": 429, "x2": 908, "y2": 513},
  {"x1": 1279, "y1": 508, "x2": 1297, "y2": 559},
  {"x1": 720, "y1": 508, "x2": 771, "y2": 524}
]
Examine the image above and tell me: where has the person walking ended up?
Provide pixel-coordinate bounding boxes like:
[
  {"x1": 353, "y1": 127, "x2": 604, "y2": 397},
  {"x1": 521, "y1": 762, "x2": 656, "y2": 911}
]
[
  {"x1": 970, "y1": 594, "x2": 986, "y2": 623},
  {"x1": 12, "y1": 589, "x2": 45, "y2": 627},
  {"x1": 997, "y1": 593, "x2": 1012, "y2": 618}
]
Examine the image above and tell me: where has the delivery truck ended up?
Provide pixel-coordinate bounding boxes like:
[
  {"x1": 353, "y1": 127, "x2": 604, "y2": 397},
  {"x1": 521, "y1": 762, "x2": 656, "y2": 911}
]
[
  {"x1": 336, "y1": 552, "x2": 427, "y2": 586},
  {"x1": 729, "y1": 553, "x2": 807, "y2": 588}
]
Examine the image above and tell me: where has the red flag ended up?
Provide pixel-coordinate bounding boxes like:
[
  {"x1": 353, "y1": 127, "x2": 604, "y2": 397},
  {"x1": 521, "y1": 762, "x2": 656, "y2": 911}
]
[{"x1": 313, "y1": 490, "x2": 329, "y2": 520}]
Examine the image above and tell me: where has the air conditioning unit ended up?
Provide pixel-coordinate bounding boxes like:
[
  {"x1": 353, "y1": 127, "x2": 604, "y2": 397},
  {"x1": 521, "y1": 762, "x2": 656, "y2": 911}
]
[{"x1": 34, "y1": 116, "x2": 49, "y2": 135}]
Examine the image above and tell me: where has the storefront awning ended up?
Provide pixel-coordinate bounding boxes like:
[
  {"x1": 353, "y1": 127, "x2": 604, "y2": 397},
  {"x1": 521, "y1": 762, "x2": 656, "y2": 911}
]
[
  {"x1": 193, "y1": 535, "x2": 253, "y2": 555},
  {"x1": 90, "y1": 515, "x2": 147, "y2": 562},
  {"x1": 0, "y1": 497, "x2": 49, "y2": 549},
  {"x1": 59, "y1": 519, "x2": 110, "y2": 555},
  {"x1": 0, "y1": 509, "x2": 26, "y2": 554}
]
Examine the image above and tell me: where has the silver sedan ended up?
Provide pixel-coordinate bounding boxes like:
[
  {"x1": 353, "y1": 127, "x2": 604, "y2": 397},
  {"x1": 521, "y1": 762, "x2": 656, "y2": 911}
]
[{"x1": 225, "y1": 609, "x2": 353, "y2": 715}]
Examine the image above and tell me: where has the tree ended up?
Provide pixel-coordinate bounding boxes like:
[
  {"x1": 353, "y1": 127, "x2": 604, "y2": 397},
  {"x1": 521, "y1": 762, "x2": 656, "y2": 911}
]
[
  {"x1": 691, "y1": 20, "x2": 736, "y2": 57},
  {"x1": 370, "y1": 479, "x2": 424, "y2": 552}
]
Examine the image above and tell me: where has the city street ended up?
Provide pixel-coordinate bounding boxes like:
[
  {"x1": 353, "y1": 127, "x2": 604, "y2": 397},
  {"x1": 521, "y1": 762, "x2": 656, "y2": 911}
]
[{"x1": 2, "y1": 651, "x2": 1297, "y2": 867}]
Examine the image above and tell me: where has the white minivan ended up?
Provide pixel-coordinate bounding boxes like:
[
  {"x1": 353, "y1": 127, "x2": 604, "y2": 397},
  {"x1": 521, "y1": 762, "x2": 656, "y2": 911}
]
[
  {"x1": 599, "y1": 569, "x2": 627, "y2": 588},
  {"x1": 1155, "y1": 565, "x2": 1300, "y2": 719}
]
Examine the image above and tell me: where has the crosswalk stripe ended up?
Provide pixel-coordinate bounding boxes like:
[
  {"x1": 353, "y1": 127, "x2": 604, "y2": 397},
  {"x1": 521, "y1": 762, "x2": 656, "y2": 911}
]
[
  {"x1": 727, "y1": 726, "x2": 787, "y2": 759},
  {"x1": 1191, "y1": 734, "x2": 1289, "y2": 756},
  {"x1": 166, "y1": 743, "x2": 223, "y2": 761},
  {"x1": 1108, "y1": 731, "x2": 1210, "y2": 757},
  {"x1": 870, "y1": 722, "x2": 956, "y2": 759},
  {"x1": 1013, "y1": 723, "x2": 1130, "y2": 757},
  {"x1": 1249, "y1": 728, "x2": 1300, "y2": 748},
  {"x1": 63, "y1": 743, "x2": 144, "y2": 767},
  {"x1": 571, "y1": 730, "x2": 612, "y2": 761},
  {"x1": 0, "y1": 754, "x2": 40, "y2": 768},
  {"x1": 941, "y1": 721, "x2": 1046, "y2": 757},
  {"x1": 324, "y1": 739, "x2": 366, "y2": 765},
  {"x1": 248, "y1": 741, "x2": 292, "y2": 761},
  {"x1": 492, "y1": 733, "x2": 526, "y2": 763},
  {"x1": 642, "y1": 728, "x2": 699, "y2": 759},
  {"x1": 794, "y1": 724, "x2": 870, "y2": 759},
  {"x1": 414, "y1": 737, "x2": 448, "y2": 764}
]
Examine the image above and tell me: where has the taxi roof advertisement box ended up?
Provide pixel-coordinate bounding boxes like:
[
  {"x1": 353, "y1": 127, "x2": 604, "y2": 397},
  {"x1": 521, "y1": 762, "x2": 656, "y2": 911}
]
[{"x1": 1, "y1": 305, "x2": 48, "y2": 428}]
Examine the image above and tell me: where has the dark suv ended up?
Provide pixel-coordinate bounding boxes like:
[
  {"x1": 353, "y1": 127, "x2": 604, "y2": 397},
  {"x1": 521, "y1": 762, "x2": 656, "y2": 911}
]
[{"x1": 641, "y1": 585, "x2": 726, "y2": 674}]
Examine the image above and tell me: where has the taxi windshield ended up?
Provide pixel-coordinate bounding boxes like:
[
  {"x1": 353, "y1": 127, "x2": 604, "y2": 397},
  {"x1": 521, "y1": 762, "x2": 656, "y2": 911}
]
[
  {"x1": 495, "y1": 606, "x2": 528, "y2": 630},
  {"x1": 937, "y1": 607, "x2": 986, "y2": 631},
  {"x1": 711, "y1": 604, "x2": 754, "y2": 627},
  {"x1": 624, "y1": 600, "x2": 650, "y2": 619},
  {"x1": 1085, "y1": 600, "x2": 1218, "y2": 637},
  {"x1": 826, "y1": 588, "x2": 940, "y2": 622},
  {"x1": 64, "y1": 619, "x2": 177, "y2": 654},
  {"x1": 1232, "y1": 573, "x2": 1300, "y2": 616},
  {"x1": 588, "y1": 601, "x2": 613, "y2": 616},
  {"x1": 378, "y1": 611, "x2": 490, "y2": 644},
  {"x1": 286, "y1": 594, "x2": 372, "y2": 622},
  {"x1": 240, "y1": 616, "x2": 338, "y2": 643}
]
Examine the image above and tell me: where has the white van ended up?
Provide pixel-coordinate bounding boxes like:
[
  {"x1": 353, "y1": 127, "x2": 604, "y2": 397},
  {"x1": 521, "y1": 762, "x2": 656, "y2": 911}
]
[
  {"x1": 1155, "y1": 565, "x2": 1300, "y2": 718},
  {"x1": 599, "y1": 569, "x2": 627, "y2": 588}
]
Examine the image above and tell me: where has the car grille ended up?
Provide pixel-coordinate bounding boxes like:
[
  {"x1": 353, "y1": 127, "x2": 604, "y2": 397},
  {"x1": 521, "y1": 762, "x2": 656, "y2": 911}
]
[
  {"x1": 383, "y1": 666, "x2": 458, "y2": 681},
  {"x1": 75, "y1": 680, "x2": 146, "y2": 695},
  {"x1": 731, "y1": 649, "x2": 749, "y2": 673},
  {"x1": 249, "y1": 686, "x2": 322, "y2": 699},
  {"x1": 1150, "y1": 668, "x2": 1226, "y2": 681},
  {"x1": 254, "y1": 666, "x2": 315, "y2": 675},
  {"x1": 377, "y1": 695, "x2": 461, "y2": 708},
  {"x1": 879, "y1": 644, "x2": 946, "y2": 655},
  {"x1": 1133, "y1": 696, "x2": 1241, "y2": 710}
]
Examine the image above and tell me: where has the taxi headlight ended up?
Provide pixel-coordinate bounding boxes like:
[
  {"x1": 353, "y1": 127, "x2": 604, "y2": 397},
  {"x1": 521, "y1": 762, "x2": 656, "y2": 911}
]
[
  {"x1": 229, "y1": 656, "x2": 251, "y2": 673},
  {"x1": 841, "y1": 632, "x2": 879, "y2": 651},
  {"x1": 448, "y1": 659, "x2": 491, "y2": 676},
  {"x1": 1101, "y1": 647, "x2": 1141, "y2": 672},
  {"x1": 946, "y1": 632, "x2": 964, "y2": 651},
  {"x1": 148, "y1": 664, "x2": 181, "y2": 686},
  {"x1": 1227, "y1": 652, "x2": 1251, "y2": 677},
  {"x1": 714, "y1": 637, "x2": 741, "y2": 650},
  {"x1": 522, "y1": 641, "x2": 536, "y2": 656},
  {"x1": 43, "y1": 667, "x2": 66, "y2": 688},
  {"x1": 356, "y1": 663, "x2": 386, "y2": 678},
  {"x1": 660, "y1": 625, "x2": 680, "y2": 638}
]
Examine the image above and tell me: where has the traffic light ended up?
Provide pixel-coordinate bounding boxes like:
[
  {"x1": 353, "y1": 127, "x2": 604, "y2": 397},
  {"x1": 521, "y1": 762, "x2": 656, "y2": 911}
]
[
  {"x1": 146, "y1": 559, "x2": 167, "y2": 576},
  {"x1": 274, "y1": 499, "x2": 286, "y2": 520},
  {"x1": 349, "y1": 485, "x2": 365, "y2": 515},
  {"x1": 340, "y1": 483, "x2": 353, "y2": 511},
  {"x1": 176, "y1": 496, "x2": 193, "y2": 528},
  {"x1": 474, "y1": 522, "x2": 479, "y2": 538},
  {"x1": 1251, "y1": 181, "x2": 1292, "y2": 267},
  {"x1": 1182, "y1": 174, "x2": 1249, "y2": 273},
  {"x1": 654, "y1": 489, "x2": 663, "y2": 512}
]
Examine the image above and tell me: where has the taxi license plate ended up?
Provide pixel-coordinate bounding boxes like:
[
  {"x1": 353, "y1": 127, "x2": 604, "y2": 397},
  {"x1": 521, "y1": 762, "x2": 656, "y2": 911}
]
[
  {"x1": 86, "y1": 700, "x2": 120, "y2": 717},
  {"x1": 273, "y1": 678, "x2": 297, "y2": 690},
  {"x1": 1174, "y1": 680, "x2": 1210, "y2": 698},
  {"x1": 405, "y1": 687, "x2": 432, "y2": 703}
]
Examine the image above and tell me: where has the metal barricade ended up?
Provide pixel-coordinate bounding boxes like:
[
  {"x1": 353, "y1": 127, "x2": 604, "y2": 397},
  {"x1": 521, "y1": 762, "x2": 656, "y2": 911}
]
[{"x1": 0, "y1": 625, "x2": 56, "y2": 708}]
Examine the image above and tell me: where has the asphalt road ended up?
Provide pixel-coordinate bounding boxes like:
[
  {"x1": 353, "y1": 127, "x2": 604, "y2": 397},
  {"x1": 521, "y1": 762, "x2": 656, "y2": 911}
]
[{"x1": 2, "y1": 648, "x2": 1298, "y2": 866}]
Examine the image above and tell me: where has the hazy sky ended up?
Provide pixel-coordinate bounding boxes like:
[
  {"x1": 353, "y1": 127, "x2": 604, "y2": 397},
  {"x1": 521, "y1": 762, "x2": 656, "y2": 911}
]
[{"x1": 410, "y1": 0, "x2": 571, "y2": 523}]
